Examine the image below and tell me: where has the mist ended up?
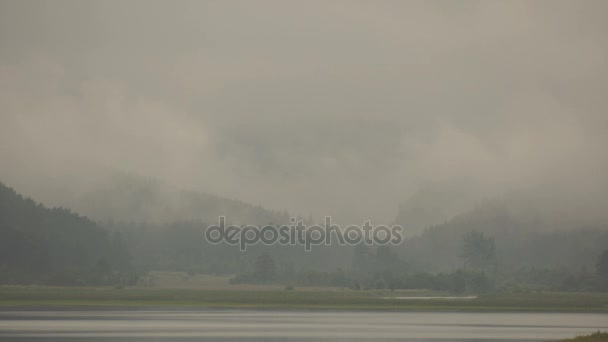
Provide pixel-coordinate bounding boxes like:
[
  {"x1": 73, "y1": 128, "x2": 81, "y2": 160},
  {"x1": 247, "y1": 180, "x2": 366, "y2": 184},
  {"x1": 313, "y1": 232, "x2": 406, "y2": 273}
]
[
  {"x1": 4, "y1": 3, "x2": 608, "y2": 337},
  {"x1": 1, "y1": 0, "x2": 607, "y2": 227}
]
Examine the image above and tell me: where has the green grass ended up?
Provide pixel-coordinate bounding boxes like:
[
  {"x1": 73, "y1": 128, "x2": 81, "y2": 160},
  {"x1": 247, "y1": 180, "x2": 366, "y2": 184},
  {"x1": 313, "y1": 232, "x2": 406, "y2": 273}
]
[{"x1": 1, "y1": 286, "x2": 608, "y2": 312}]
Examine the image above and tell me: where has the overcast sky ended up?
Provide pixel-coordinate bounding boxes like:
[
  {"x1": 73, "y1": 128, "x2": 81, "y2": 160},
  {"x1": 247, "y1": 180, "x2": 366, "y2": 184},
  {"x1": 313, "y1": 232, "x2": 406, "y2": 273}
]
[{"x1": 1, "y1": 0, "x2": 607, "y2": 224}]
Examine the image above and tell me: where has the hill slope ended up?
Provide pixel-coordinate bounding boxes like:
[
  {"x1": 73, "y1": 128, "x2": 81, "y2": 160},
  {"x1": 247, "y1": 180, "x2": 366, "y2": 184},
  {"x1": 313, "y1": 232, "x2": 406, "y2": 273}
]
[{"x1": 0, "y1": 182, "x2": 132, "y2": 285}]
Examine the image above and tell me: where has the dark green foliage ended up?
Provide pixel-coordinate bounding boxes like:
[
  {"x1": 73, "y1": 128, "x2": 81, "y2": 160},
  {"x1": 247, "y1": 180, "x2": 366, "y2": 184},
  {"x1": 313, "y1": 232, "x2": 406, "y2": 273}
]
[
  {"x1": 0, "y1": 182, "x2": 135, "y2": 285},
  {"x1": 596, "y1": 250, "x2": 608, "y2": 279},
  {"x1": 461, "y1": 231, "x2": 496, "y2": 272},
  {"x1": 254, "y1": 253, "x2": 276, "y2": 282},
  {"x1": 595, "y1": 250, "x2": 608, "y2": 290},
  {"x1": 559, "y1": 331, "x2": 608, "y2": 342}
]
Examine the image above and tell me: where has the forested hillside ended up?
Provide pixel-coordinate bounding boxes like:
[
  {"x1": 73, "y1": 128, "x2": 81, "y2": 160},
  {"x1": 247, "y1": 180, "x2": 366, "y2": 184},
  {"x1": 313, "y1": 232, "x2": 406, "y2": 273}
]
[
  {"x1": 400, "y1": 201, "x2": 608, "y2": 273},
  {"x1": 2, "y1": 179, "x2": 608, "y2": 293},
  {"x1": 0, "y1": 182, "x2": 134, "y2": 285}
]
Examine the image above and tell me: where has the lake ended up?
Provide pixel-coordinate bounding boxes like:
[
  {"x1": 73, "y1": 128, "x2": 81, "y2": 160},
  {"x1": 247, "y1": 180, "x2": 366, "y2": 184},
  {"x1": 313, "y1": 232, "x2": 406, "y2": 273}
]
[{"x1": 0, "y1": 310, "x2": 607, "y2": 341}]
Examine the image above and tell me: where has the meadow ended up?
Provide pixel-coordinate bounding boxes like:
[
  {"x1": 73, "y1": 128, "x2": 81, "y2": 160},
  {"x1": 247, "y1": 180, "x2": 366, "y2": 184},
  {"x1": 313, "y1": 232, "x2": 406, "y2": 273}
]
[
  {"x1": 1, "y1": 285, "x2": 608, "y2": 312},
  {"x1": 0, "y1": 271, "x2": 606, "y2": 312}
]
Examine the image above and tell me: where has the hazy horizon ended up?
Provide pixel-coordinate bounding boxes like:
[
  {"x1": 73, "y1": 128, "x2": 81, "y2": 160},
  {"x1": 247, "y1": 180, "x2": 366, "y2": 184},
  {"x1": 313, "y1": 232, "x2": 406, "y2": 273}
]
[{"x1": 1, "y1": 0, "x2": 607, "y2": 226}]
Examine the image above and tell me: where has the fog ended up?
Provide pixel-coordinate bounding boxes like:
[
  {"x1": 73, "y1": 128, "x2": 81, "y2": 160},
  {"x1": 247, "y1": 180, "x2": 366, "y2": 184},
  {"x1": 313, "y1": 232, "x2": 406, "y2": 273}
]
[{"x1": 1, "y1": 0, "x2": 607, "y2": 226}]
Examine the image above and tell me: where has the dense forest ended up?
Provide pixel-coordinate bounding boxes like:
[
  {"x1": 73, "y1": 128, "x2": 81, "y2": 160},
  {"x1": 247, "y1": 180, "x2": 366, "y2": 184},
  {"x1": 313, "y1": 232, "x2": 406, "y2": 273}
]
[
  {"x1": 1, "y1": 180, "x2": 608, "y2": 293},
  {"x1": 0, "y1": 182, "x2": 135, "y2": 285}
]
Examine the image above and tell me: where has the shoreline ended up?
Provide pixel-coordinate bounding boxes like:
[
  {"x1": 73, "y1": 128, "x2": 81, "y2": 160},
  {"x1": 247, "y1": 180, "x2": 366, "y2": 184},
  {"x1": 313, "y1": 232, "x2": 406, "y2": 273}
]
[{"x1": 2, "y1": 286, "x2": 608, "y2": 313}]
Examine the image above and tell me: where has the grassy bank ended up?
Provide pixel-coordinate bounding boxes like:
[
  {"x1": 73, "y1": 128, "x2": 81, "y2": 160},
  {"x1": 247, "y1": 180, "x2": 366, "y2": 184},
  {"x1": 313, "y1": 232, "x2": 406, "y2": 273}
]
[
  {"x1": 558, "y1": 332, "x2": 608, "y2": 341},
  {"x1": 1, "y1": 286, "x2": 608, "y2": 312}
]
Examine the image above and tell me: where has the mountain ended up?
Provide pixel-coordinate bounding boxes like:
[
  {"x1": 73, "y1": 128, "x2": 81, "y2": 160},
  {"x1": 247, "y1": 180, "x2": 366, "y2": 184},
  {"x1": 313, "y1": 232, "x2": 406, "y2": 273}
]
[
  {"x1": 393, "y1": 180, "x2": 484, "y2": 237},
  {"x1": 399, "y1": 200, "x2": 608, "y2": 273},
  {"x1": 56, "y1": 172, "x2": 290, "y2": 226}
]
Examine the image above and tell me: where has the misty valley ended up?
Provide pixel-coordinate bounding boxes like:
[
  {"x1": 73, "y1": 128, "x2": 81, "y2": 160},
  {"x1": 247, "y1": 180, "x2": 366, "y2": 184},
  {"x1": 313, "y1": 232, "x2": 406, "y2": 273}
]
[
  {"x1": 2, "y1": 0, "x2": 608, "y2": 340},
  {"x1": 1, "y1": 176, "x2": 608, "y2": 341},
  {"x1": 1, "y1": 178, "x2": 608, "y2": 294}
]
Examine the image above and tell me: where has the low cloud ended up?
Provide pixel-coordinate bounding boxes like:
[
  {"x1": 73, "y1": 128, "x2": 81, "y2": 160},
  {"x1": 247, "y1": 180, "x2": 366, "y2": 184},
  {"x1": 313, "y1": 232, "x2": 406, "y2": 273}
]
[{"x1": 1, "y1": 0, "x2": 607, "y2": 225}]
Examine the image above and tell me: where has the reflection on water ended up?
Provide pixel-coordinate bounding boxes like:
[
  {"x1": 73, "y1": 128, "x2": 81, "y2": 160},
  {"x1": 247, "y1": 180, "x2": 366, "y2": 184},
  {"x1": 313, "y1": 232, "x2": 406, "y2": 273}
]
[{"x1": 0, "y1": 310, "x2": 607, "y2": 341}]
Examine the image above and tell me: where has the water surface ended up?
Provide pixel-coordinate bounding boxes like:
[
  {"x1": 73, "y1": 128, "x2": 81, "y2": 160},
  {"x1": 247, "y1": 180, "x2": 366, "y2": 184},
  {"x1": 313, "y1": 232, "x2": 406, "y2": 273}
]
[{"x1": 0, "y1": 310, "x2": 606, "y2": 341}]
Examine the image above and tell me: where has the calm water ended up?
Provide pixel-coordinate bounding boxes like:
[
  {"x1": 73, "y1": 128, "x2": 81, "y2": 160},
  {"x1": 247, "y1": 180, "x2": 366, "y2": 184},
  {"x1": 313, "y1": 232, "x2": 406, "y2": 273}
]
[{"x1": 0, "y1": 310, "x2": 607, "y2": 341}]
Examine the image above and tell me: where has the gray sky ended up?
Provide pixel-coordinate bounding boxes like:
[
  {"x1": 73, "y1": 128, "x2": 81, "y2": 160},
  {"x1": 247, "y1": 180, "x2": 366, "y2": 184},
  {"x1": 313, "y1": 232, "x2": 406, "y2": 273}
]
[{"x1": 1, "y1": 0, "x2": 607, "y2": 225}]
